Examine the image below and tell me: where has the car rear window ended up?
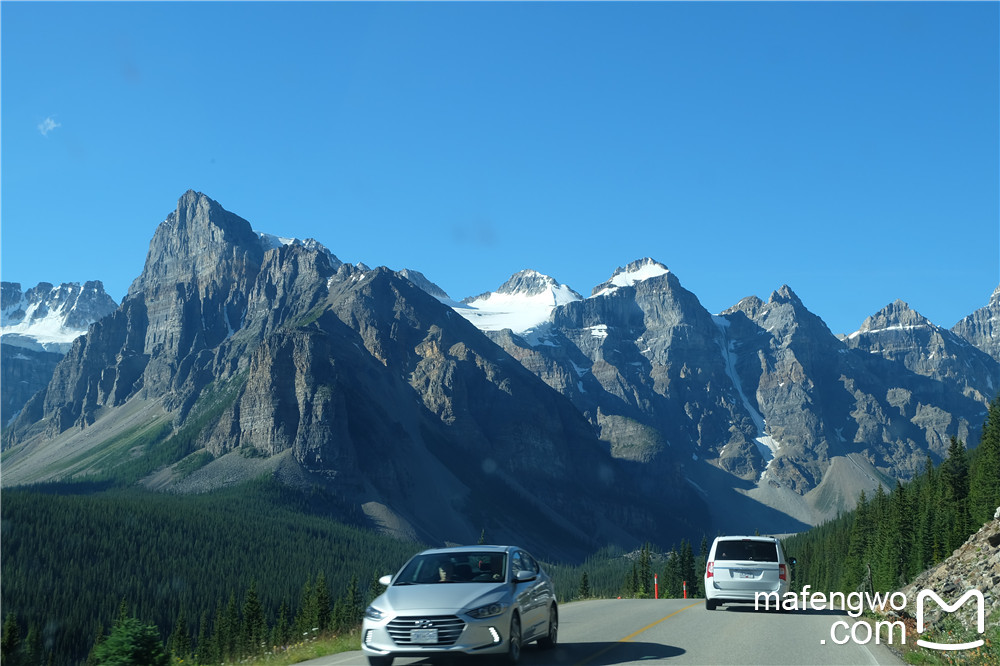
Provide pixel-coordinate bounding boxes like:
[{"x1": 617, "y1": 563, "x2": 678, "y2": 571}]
[{"x1": 714, "y1": 540, "x2": 778, "y2": 562}]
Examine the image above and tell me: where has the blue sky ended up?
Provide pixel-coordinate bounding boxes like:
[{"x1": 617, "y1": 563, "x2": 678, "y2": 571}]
[{"x1": 3, "y1": 1, "x2": 997, "y2": 335}]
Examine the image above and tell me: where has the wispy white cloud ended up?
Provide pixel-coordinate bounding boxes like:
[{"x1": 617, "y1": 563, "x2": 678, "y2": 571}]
[{"x1": 37, "y1": 117, "x2": 61, "y2": 137}]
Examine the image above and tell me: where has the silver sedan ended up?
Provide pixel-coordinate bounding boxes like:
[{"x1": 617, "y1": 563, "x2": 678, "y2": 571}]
[{"x1": 361, "y1": 545, "x2": 558, "y2": 665}]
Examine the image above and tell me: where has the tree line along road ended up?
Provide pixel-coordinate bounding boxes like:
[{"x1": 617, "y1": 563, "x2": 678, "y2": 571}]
[{"x1": 307, "y1": 598, "x2": 904, "y2": 665}]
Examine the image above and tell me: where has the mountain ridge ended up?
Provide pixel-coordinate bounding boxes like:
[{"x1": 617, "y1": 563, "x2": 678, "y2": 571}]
[{"x1": 3, "y1": 190, "x2": 997, "y2": 546}]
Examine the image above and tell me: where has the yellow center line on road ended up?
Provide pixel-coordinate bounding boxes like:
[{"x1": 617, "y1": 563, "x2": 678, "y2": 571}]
[{"x1": 574, "y1": 601, "x2": 701, "y2": 666}]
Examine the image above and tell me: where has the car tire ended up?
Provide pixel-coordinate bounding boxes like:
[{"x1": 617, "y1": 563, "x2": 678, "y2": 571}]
[
  {"x1": 537, "y1": 605, "x2": 558, "y2": 650},
  {"x1": 367, "y1": 657, "x2": 393, "y2": 666},
  {"x1": 505, "y1": 613, "x2": 522, "y2": 664},
  {"x1": 705, "y1": 598, "x2": 717, "y2": 611}
]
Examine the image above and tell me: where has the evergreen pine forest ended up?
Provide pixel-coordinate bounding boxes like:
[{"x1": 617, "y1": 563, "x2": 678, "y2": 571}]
[{"x1": 2, "y1": 397, "x2": 998, "y2": 665}]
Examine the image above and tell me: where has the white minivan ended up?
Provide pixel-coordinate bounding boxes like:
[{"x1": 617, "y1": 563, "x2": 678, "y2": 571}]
[{"x1": 704, "y1": 535, "x2": 794, "y2": 611}]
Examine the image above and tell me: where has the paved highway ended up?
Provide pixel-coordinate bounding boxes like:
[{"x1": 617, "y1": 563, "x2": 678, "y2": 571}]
[{"x1": 306, "y1": 598, "x2": 904, "y2": 665}]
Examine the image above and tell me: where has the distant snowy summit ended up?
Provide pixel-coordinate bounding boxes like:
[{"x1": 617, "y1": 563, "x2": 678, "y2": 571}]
[
  {"x1": 591, "y1": 258, "x2": 670, "y2": 297},
  {"x1": 439, "y1": 259, "x2": 670, "y2": 337},
  {"x1": 1, "y1": 281, "x2": 118, "y2": 353},
  {"x1": 455, "y1": 270, "x2": 582, "y2": 335}
]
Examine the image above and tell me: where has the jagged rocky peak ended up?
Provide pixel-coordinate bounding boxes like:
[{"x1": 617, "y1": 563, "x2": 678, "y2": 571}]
[
  {"x1": 730, "y1": 284, "x2": 833, "y2": 340},
  {"x1": 952, "y1": 285, "x2": 1000, "y2": 363},
  {"x1": 856, "y1": 299, "x2": 932, "y2": 334},
  {"x1": 590, "y1": 258, "x2": 669, "y2": 297},
  {"x1": 496, "y1": 269, "x2": 573, "y2": 297},
  {"x1": 399, "y1": 269, "x2": 451, "y2": 301},
  {"x1": 1, "y1": 280, "x2": 118, "y2": 352},
  {"x1": 258, "y1": 233, "x2": 343, "y2": 268},
  {"x1": 769, "y1": 284, "x2": 804, "y2": 307},
  {"x1": 721, "y1": 295, "x2": 767, "y2": 319},
  {"x1": 128, "y1": 190, "x2": 264, "y2": 298},
  {"x1": 463, "y1": 269, "x2": 581, "y2": 305}
]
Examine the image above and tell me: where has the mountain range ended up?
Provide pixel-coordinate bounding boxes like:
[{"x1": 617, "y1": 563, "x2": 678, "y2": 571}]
[
  {"x1": 1, "y1": 281, "x2": 118, "y2": 425},
  {"x1": 2, "y1": 191, "x2": 998, "y2": 557}
]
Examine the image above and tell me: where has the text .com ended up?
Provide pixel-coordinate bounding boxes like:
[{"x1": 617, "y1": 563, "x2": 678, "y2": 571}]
[{"x1": 754, "y1": 585, "x2": 987, "y2": 650}]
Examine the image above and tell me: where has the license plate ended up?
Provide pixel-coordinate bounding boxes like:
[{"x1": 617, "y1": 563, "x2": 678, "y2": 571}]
[
  {"x1": 411, "y1": 628, "x2": 438, "y2": 643},
  {"x1": 734, "y1": 570, "x2": 756, "y2": 579}
]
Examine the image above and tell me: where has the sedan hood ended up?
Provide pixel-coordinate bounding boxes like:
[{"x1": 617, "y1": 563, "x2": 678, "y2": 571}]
[{"x1": 382, "y1": 582, "x2": 508, "y2": 613}]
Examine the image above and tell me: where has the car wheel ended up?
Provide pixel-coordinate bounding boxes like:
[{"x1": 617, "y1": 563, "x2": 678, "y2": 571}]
[
  {"x1": 705, "y1": 598, "x2": 717, "y2": 611},
  {"x1": 537, "y1": 605, "x2": 558, "y2": 649},
  {"x1": 367, "y1": 656, "x2": 393, "y2": 666},
  {"x1": 505, "y1": 613, "x2": 522, "y2": 664}
]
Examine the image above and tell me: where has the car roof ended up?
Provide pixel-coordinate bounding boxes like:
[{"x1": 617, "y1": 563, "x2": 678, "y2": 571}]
[
  {"x1": 417, "y1": 545, "x2": 515, "y2": 556},
  {"x1": 713, "y1": 535, "x2": 780, "y2": 542}
]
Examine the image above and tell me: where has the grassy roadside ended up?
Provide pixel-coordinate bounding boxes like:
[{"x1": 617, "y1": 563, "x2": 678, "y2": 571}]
[
  {"x1": 851, "y1": 610, "x2": 1000, "y2": 665},
  {"x1": 231, "y1": 629, "x2": 362, "y2": 665}
]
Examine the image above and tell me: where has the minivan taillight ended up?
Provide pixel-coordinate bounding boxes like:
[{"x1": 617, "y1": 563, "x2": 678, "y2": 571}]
[
  {"x1": 706, "y1": 561, "x2": 714, "y2": 578},
  {"x1": 779, "y1": 564, "x2": 787, "y2": 581}
]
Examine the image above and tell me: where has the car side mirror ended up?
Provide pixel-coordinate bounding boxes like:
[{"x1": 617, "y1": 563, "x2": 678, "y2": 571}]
[
  {"x1": 379, "y1": 575, "x2": 392, "y2": 586},
  {"x1": 515, "y1": 570, "x2": 537, "y2": 583},
  {"x1": 788, "y1": 557, "x2": 797, "y2": 566}
]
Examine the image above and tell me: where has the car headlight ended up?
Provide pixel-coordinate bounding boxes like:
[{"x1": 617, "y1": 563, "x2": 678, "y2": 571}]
[
  {"x1": 466, "y1": 601, "x2": 508, "y2": 619},
  {"x1": 364, "y1": 605, "x2": 386, "y2": 621}
]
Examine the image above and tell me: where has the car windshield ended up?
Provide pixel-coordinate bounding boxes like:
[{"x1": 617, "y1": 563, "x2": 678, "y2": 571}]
[
  {"x1": 394, "y1": 552, "x2": 508, "y2": 584},
  {"x1": 715, "y1": 540, "x2": 778, "y2": 562}
]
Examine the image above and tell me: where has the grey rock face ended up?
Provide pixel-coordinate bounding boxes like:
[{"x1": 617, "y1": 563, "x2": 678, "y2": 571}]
[
  {"x1": 953, "y1": 286, "x2": 1000, "y2": 363},
  {"x1": 1, "y1": 345, "x2": 64, "y2": 426},
  {"x1": 398, "y1": 269, "x2": 451, "y2": 301},
  {"x1": 848, "y1": 299, "x2": 998, "y2": 404}
]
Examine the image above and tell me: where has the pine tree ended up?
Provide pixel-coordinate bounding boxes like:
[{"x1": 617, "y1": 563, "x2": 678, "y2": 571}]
[
  {"x1": 271, "y1": 598, "x2": 291, "y2": 649},
  {"x1": 910, "y1": 457, "x2": 936, "y2": 574},
  {"x1": 940, "y1": 437, "x2": 972, "y2": 552},
  {"x1": 85, "y1": 623, "x2": 106, "y2": 666},
  {"x1": 168, "y1": 610, "x2": 191, "y2": 661},
  {"x1": 369, "y1": 572, "x2": 386, "y2": 604},
  {"x1": 24, "y1": 623, "x2": 43, "y2": 666},
  {"x1": 578, "y1": 572, "x2": 591, "y2": 599},
  {"x1": 294, "y1": 577, "x2": 317, "y2": 637},
  {"x1": 2, "y1": 613, "x2": 21, "y2": 666},
  {"x1": 91, "y1": 617, "x2": 169, "y2": 666},
  {"x1": 114, "y1": 598, "x2": 129, "y2": 629},
  {"x1": 679, "y1": 540, "x2": 697, "y2": 598},
  {"x1": 873, "y1": 481, "x2": 909, "y2": 591},
  {"x1": 844, "y1": 490, "x2": 872, "y2": 590},
  {"x1": 624, "y1": 563, "x2": 638, "y2": 598},
  {"x1": 195, "y1": 610, "x2": 213, "y2": 665},
  {"x1": 638, "y1": 544, "x2": 652, "y2": 598},
  {"x1": 314, "y1": 572, "x2": 331, "y2": 632},
  {"x1": 970, "y1": 396, "x2": 1000, "y2": 526},
  {"x1": 342, "y1": 575, "x2": 363, "y2": 629},
  {"x1": 662, "y1": 546, "x2": 681, "y2": 598},
  {"x1": 241, "y1": 580, "x2": 267, "y2": 657}
]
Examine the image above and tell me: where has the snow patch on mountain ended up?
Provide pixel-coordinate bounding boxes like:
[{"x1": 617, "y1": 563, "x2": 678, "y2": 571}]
[
  {"x1": 456, "y1": 270, "x2": 581, "y2": 336},
  {"x1": 591, "y1": 258, "x2": 669, "y2": 297},
  {"x1": 713, "y1": 314, "x2": 780, "y2": 476}
]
